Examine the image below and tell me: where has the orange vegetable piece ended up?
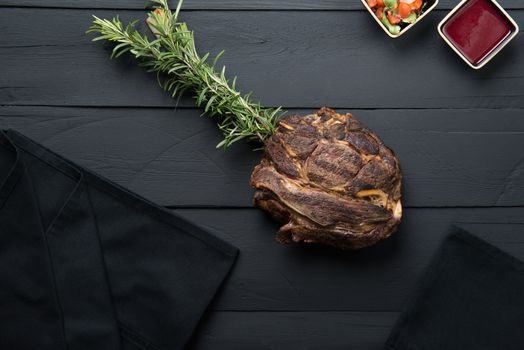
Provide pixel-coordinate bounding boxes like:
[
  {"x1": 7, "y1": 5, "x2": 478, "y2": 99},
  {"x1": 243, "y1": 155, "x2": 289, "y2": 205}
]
[
  {"x1": 411, "y1": 0, "x2": 423, "y2": 10},
  {"x1": 376, "y1": 7, "x2": 384, "y2": 18},
  {"x1": 367, "y1": 0, "x2": 378, "y2": 7},
  {"x1": 377, "y1": 0, "x2": 385, "y2": 6},
  {"x1": 398, "y1": 2, "x2": 412, "y2": 18},
  {"x1": 387, "y1": 12, "x2": 401, "y2": 24}
]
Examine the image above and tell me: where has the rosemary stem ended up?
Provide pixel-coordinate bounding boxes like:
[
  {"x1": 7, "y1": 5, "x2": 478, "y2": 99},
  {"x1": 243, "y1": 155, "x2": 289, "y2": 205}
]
[{"x1": 87, "y1": 0, "x2": 284, "y2": 148}]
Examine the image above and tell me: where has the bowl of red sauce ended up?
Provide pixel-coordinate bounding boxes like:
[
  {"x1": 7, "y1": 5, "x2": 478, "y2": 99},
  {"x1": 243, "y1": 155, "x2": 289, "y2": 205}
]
[{"x1": 438, "y1": 0, "x2": 519, "y2": 69}]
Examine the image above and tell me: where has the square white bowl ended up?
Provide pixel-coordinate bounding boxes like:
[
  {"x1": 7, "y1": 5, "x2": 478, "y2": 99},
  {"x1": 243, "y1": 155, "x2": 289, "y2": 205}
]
[
  {"x1": 361, "y1": 0, "x2": 439, "y2": 38},
  {"x1": 437, "y1": 0, "x2": 519, "y2": 69}
]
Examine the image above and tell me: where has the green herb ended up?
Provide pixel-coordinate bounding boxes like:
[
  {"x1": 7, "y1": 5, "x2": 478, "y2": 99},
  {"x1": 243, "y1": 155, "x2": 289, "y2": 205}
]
[
  {"x1": 418, "y1": 1, "x2": 429, "y2": 16},
  {"x1": 87, "y1": 0, "x2": 284, "y2": 148}
]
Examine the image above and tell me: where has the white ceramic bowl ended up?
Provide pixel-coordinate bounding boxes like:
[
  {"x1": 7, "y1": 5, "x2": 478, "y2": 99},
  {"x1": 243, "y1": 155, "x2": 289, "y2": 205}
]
[
  {"x1": 437, "y1": 0, "x2": 519, "y2": 69},
  {"x1": 361, "y1": 0, "x2": 439, "y2": 38}
]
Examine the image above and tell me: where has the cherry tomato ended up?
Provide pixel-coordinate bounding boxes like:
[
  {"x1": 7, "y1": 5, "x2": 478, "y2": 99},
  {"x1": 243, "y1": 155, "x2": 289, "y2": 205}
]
[{"x1": 398, "y1": 2, "x2": 412, "y2": 18}]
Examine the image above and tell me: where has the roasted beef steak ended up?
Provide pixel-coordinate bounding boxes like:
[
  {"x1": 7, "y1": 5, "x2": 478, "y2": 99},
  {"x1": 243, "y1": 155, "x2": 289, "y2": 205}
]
[{"x1": 250, "y1": 108, "x2": 402, "y2": 249}]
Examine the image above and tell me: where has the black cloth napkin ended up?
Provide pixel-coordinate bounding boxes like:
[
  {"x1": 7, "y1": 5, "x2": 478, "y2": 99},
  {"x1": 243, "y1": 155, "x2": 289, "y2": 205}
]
[
  {"x1": 386, "y1": 227, "x2": 524, "y2": 350},
  {"x1": 0, "y1": 130, "x2": 238, "y2": 350}
]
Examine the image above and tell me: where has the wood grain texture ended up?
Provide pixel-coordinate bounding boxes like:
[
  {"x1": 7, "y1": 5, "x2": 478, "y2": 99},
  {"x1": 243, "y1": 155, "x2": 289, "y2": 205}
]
[
  {"x1": 1, "y1": 2, "x2": 524, "y2": 349},
  {"x1": 1, "y1": 9, "x2": 523, "y2": 109},
  {"x1": 2, "y1": 106, "x2": 523, "y2": 207},
  {"x1": 187, "y1": 311, "x2": 398, "y2": 350},
  {"x1": 0, "y1": 0, "x2": 523, "y2": 10},
  {"x1": 173, "y1": 207, "x2": 524, "y2": 311}
]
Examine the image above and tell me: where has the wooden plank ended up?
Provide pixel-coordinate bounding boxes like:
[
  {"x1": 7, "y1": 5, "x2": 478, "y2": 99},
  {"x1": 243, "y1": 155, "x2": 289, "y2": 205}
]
[
  {"x1": 1, "y1": 0, "x2": 522, "y2": 10},
  {"x1": 1, "y1": 106, "x2": 523, "y2": 208},
  {"x1": 173, "y1": 207, "x2": 524, "y2": 311},
  {"x1": 187, "y1": 311, "x2": 397, "y2": 350},
  {"x1": 1, "y1": 9, "x2": 523, "y2": 109}
]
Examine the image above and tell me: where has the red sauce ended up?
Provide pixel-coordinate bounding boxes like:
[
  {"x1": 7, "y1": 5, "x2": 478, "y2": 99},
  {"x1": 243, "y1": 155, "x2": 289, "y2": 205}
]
[{"x1": 441, "y1": 0, "x2": 513, "y2": 65}]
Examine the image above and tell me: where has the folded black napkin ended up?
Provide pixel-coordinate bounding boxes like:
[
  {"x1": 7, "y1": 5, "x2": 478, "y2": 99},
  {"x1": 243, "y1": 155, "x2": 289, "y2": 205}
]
[
  {"x1": 0, "y1": 130, "x2": 238, "y2": 350},
  {"x1": 386, "y1": 227, "x2": 524, "y2": 350}
]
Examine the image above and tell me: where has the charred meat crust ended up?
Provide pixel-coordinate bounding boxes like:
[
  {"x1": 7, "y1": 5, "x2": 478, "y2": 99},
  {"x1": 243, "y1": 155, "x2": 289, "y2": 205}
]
[{"x1": 251, "y1": 107, "x2": 402, "y2": 250}]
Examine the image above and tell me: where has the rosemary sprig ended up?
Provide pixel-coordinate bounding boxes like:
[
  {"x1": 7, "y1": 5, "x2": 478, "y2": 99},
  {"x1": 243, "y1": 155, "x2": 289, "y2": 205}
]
[{"x1": 87, "y1": 0, "x2": 284, "y2": 148}]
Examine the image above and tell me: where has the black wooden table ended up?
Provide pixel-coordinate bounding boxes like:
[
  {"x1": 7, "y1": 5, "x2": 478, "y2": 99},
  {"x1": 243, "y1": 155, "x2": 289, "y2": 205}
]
[{"x1": 1, "y1": 0, "x2": 524, "y2": 348}]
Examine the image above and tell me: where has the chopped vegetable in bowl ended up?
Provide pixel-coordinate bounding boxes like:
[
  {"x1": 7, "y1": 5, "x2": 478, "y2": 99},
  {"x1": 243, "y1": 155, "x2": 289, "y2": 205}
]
[{"x1": 367, "y1": 0, "x2": 426, "y2": 35}]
